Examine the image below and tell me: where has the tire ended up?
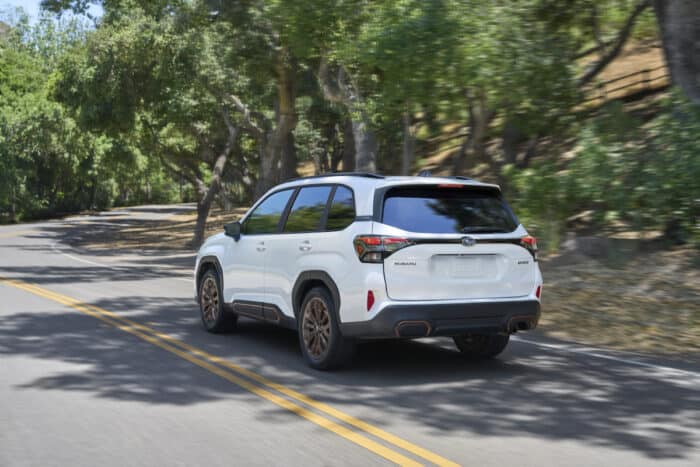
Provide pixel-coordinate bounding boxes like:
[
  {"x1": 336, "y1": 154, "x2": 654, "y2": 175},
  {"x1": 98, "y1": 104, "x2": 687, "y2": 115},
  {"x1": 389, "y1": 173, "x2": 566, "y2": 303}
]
[
  {"x1": 453, "y1": 333, "x2": 509, "y2": 360},
  {"x1": 298, "y1": 286, "x2": 354, "y2": 370},
  {"x1": 198, "y1": 269, "x2": 237, "y2": 333}
]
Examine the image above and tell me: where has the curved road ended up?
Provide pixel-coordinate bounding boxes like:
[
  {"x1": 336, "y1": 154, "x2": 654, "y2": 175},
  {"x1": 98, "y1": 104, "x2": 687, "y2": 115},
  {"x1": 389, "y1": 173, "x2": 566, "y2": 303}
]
[{"x1": 1, "y1": 206, "x2": 699, "y2": 466}]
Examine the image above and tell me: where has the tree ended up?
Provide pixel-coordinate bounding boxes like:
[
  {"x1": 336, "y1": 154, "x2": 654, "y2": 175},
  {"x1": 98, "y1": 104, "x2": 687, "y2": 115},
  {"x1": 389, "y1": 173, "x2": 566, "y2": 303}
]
[
  {"x1": 53, "y1": 8, "x2": 247, "y2": 246},
  {"x1": 0, "y1": 11, "x2": 118, "y2": 222},
  {"x1": 445, "y1": 1, "x2": 579, "y2": 174},
  {"x1": 654, "y1": 0, "x2": 700, "y2": 103},
  {"x1": 353, "y1": 0, "x2": 459, "y2": 174}
]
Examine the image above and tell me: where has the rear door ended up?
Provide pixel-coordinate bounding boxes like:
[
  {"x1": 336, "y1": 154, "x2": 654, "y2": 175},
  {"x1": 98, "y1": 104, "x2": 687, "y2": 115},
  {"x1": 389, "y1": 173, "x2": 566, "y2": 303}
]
[
  {"x1": 265, "y1": 185, "x2": 334, "y2": 317},
  {"x1": 378, "y1": 185, "x2": 536, "y2": 301}
]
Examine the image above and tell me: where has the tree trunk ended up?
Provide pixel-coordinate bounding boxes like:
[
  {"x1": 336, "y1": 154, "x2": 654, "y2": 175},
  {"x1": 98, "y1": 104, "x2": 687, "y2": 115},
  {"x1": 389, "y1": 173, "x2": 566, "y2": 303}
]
[
  {"x1": 255, "y1": 48, "x2": 298, "y2": 196},
  {"x1": 192, "y1": 198, "x2": 213, "y2": 249},
  {"x1": 578, "y1": 0, "x2": 651, "y2": 86},
  {"x1": 254, "y1": 141, "x2": 276, "y2": 199},
  {"x1": 191, "y1": 110, "x2": 239, "y2": 248},
  {"x1": 453, "y1": 88, "x2": 491, "y2": 175},
  {"x1": 280, "y1": 131, "x2": 298, "y2": 181},
  {"x1": 401, "y1": 111, "x2": 415, "y2": 175},
  {"x1": 501, "y1": 120, "x2": 521, "y2": 166},
  {"x1": 351, "y1": 112, "x2": 377, "y2": 173},
  {"x1": 654, "y1": 0, "x2": 700, "y2": 103},
  {"x1": 329, "y1": 123, "x2": 343, "y2": 172},
  {"x1": 318, "y1": 58, "x2": 376, "y2": 172},
  {"x1": 518, "y1": 136, "x2": 538, "y2": 169},
  {"x1": 278, "y1": 51, "x2": 298, "y2": 181},
  {"x1": 342, "y1": 118, "x2": 355, "y2": 171}
]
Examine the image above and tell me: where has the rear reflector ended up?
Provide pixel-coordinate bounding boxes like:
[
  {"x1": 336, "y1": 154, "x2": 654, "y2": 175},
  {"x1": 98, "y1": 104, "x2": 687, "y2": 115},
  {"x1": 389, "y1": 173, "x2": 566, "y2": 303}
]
[{"x1": 367, "y1": 290, "x2": 375, "y2": 311}]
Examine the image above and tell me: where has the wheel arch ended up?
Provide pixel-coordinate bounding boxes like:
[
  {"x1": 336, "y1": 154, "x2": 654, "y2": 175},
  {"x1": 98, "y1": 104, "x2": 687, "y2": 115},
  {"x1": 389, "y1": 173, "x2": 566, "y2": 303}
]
[
  {"x1": 196, "y1": 256, "x2": 224, "y2": 297},
  {"x1": 292, "y1": 271, "x2": 341, "y2": 321}
]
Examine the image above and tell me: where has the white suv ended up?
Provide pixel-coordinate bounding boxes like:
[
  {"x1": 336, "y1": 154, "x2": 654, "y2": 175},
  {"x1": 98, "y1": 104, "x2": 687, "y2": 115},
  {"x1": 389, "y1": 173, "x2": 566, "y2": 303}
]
[{"x1": 194, "y1": 173, "x2": 542, "y2": 369}]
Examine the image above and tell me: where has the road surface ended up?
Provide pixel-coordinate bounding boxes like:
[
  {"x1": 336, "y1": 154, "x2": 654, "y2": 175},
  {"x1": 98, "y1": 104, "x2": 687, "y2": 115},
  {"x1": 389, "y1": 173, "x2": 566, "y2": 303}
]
[{"x1": 1, "y1": 205, "x2": 699, "y2": 466}]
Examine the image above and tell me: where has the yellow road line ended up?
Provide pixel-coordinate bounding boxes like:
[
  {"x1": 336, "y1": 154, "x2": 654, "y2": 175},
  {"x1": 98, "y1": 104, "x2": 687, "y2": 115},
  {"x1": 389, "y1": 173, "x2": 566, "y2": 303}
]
[
  {"x1": 0, "y1": 230, "x2": 35, "y2": 239},
  {"x1": 8, "y1": 280, "x2": 459, "y2": 466},
  {"x1": 1, "y1": 278, "x2": 459, "y2": 466}
]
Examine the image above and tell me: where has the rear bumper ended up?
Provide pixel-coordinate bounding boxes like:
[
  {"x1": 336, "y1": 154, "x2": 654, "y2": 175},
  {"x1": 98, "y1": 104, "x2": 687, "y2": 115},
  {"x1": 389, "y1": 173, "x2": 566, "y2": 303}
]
[{"x1": 339, "y1": 299, "x2": 540, "y2": 339}]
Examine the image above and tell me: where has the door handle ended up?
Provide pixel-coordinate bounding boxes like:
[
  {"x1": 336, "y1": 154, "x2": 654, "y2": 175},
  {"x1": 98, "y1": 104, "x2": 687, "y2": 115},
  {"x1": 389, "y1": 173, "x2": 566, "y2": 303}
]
[
  {"x1": 299, "y1": 240, "x2": 311, "y2": 252},
  {"x1": 256, "y1": 241, "x2": 266, "y2": 252}
]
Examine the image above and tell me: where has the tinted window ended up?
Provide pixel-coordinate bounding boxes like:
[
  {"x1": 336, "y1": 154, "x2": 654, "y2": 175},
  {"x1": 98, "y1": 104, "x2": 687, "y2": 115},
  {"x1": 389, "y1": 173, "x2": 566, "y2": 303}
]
[
  {"x1": 244, "y1": 189, "x2": 294, "y2": 234},
  {"x1": 284, "y1": 186, "x2": 332, "y2": 233},
  {"x1": 382, "y1": 187, "x2": 517, "y2": 234},
  {"x1": 326, "y1": 186, "x2": 355, "y2": 230}
]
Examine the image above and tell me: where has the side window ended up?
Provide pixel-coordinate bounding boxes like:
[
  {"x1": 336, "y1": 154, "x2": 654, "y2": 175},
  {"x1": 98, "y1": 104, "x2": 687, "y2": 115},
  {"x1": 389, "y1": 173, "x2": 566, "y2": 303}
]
[
  {"x1": 326, "y1": 186, "x2": 355, "y2": 231},
  {"x1": 283, "y1": 186, "x2": 332, "y2": 233},
  {"x1": 244, "y1": 189, "x2": 294, "y2": 235}
]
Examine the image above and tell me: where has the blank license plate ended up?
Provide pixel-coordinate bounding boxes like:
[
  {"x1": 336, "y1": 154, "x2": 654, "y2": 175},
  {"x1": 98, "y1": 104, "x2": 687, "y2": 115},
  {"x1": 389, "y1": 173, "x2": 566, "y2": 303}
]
[{"x1": 450, "y1": 256, "x2": 485, "y2": 278}]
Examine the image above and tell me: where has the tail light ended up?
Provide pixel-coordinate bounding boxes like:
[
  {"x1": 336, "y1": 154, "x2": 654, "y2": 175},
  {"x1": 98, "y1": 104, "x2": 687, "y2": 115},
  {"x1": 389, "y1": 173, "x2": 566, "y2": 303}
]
[
  {"x1": 535, "y1": 285, "x2": 542, "y2": 299},
  {"x1": 520, "y1": 235, "x2": 538, "y2": 260},
  {"x1": 354, "y1": 235, "x2": 414, "y2": 263}
]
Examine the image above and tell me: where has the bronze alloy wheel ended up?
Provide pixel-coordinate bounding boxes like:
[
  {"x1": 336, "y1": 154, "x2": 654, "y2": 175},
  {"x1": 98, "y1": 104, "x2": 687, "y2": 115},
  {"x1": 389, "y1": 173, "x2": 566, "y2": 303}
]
[
  {"x1": 200, "y1": 276, "x2": 220, "y2": 324},
  {"x1": 301, "y1": 297, "x2": 331, "y2": 360}
]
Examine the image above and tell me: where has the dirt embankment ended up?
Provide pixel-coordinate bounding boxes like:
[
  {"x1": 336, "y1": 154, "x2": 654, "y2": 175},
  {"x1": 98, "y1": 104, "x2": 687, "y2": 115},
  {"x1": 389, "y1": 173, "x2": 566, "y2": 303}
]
[{"x1": 539, "y1": 246, "x2": 699, "y2": 359}]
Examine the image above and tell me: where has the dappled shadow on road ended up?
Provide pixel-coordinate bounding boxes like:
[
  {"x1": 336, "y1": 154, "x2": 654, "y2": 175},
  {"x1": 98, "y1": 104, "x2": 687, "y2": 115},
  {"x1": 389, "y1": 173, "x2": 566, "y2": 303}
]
[
  {"x1": 0, "y1": 309, "x2": 242, "y2": 406},
  {"x1": 20, "y1": 203, "x2": 241, "y2": 257},
  {"x1": 1, "y1": 288, "x2": 698, "y2": 461},
  {"x1": 0, "y1": 265, "x2": 181, "y2": 284}
]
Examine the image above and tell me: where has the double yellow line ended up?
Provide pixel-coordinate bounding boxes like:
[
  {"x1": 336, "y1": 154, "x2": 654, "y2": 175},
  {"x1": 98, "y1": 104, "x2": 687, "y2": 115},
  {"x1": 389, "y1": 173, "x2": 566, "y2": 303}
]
[{"x1": 1, "y1": 278, "x2": 459, "y2": 467}]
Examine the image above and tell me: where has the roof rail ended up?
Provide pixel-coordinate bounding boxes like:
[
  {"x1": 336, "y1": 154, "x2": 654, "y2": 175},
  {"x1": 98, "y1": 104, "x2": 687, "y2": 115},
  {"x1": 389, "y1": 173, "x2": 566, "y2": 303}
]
[{"x1": 290, "y1": 172, "x2": 385, "y2": 181}]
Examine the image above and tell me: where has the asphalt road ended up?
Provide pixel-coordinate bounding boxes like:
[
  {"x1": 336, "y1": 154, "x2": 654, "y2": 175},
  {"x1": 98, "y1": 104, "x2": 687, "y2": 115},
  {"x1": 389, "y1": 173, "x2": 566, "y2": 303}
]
[{"x1": 1, "y1": 205, "x2": 699, "y2": 466}]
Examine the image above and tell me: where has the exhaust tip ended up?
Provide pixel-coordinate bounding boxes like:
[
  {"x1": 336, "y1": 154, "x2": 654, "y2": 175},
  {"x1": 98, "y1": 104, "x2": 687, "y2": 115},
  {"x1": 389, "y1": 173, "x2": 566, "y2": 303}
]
[{"x1": 508, "y1": 317, "x2": 535, "y2": 333}]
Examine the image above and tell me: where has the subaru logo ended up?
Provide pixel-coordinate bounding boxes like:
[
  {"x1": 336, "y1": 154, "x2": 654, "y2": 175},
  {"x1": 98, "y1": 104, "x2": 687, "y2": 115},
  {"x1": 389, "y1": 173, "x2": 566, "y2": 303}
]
[{"x1": 461, "y1": 236, "x2": 476, "y2": 247}]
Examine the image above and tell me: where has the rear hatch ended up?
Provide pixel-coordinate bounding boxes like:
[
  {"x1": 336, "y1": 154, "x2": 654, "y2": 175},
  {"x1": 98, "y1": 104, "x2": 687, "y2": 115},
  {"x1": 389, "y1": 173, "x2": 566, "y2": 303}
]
[{"x1": 379, "y1": 185, "x2": 536, "y2": 301}]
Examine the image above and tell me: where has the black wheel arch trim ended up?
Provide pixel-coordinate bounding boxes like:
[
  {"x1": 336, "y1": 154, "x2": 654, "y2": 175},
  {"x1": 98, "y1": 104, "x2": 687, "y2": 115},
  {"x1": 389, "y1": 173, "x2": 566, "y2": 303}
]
[
  {"x1": 196, "y1": 256, "x2": 224, "y2": 300},
  {"x1": 292, "y1": 271, "x2": 341, "y2": 321}
]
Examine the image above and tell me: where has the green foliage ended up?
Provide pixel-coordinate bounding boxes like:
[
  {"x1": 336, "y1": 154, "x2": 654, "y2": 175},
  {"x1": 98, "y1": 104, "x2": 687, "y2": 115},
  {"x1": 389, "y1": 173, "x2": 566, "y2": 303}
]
[
  {"x1": 505, "y1": 96, "x2": 700, "y2": 249},
  {"x1": 0, "y1": 10, "x2": 179, "y2": 222},
  {"x1": 4, "y1": 0, "x2": 695, "y2": 256}
]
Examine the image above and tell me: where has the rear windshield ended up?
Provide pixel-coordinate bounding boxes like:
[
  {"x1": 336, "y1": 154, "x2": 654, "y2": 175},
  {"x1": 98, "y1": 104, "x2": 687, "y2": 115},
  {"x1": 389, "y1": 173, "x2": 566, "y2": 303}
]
[{"x1": 381, "y1": 186, "x2": 518, "y2": 234}]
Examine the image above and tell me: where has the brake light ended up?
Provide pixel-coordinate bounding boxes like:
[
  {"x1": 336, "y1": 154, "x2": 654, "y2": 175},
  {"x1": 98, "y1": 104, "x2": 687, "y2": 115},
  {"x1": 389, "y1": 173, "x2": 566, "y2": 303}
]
[
  {"x1": 520, "y1": 236, "x2": 538, "y2": 260},
  {"x1": 437, "y1": 183, "x2": 463, "y2": 188},
  {"x1": 354, "y1": 235, "x2": 414, "y2": 263}
]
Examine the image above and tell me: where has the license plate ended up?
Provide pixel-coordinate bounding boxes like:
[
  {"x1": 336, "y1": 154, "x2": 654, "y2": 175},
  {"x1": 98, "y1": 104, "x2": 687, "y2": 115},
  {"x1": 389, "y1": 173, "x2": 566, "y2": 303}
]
[{"x1": 450, "y1": 256, "x2": 483, "y2": 278}]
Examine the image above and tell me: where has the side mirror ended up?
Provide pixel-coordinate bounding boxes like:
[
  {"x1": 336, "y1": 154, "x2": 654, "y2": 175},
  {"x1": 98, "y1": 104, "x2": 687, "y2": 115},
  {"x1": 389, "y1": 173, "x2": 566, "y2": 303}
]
[{"x1": 224, "y1": 221, "x2": 241, "y2": 241}]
